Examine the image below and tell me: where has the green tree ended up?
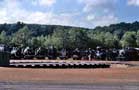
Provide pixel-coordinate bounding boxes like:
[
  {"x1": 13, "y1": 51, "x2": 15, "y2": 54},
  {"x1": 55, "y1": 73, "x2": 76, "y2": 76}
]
[
  {"x1": 44, "y1": 28, "x2": 70, "y2": 49},
  {"x1": 120, "y1": 31, "x2": 137, "y2": 47},
  {"x1": 104, "y1": 32, "x2": 120, "y2": 48},
  {"x1": 0, "y1": 31, "x2": 10, "y2": 45},
  {"x1": 53, "y1": 28, "x2": 70, "y2": 48},
  {"x1": 68, "y1": 29, "x2": 89, "y2": 49},
  {"x1": 87, "y1": 31, "x2": 102, "y2": 48},
  {"x1": 136, "y1": 30, "x2": 139, "y2": 47},
  {"x1": 11, "y1": 26, "x2": 31, "y2": 46},
  {"x1": 29, "y1": 35, "x2": 46, "y2": 47},
  {"x1": 44, "y1": 35, "x2": 61, "y2": 48},
  {"x1": 91, "y1": 32, "x2": 106, "y2": 46},
  {"x1": 44, "y1": 35, "x2": 53, "y2": 47}
]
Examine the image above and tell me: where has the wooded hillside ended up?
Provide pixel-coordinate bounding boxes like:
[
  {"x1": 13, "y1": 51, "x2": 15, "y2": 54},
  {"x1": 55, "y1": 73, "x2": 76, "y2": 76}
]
[{"x1": 1, "y1": 21, "x2": 139, "y2": 48}]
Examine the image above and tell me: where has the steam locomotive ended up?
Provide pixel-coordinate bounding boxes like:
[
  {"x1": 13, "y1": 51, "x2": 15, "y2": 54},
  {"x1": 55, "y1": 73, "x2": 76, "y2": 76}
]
[{"x1": 1, "y1": 44, "x2": 139, "y2": 61}]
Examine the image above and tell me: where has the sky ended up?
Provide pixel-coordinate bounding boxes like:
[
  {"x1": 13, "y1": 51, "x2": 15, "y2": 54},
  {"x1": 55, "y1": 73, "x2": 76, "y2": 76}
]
[{"x1": 0, "y1": 0, "x2": 139, "y2": 28}]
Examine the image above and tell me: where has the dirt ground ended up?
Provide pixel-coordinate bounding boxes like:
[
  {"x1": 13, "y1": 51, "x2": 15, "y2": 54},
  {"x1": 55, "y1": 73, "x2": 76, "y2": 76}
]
[{"x1": 0, "y1": 65, "x2": 139, "y2": 84}]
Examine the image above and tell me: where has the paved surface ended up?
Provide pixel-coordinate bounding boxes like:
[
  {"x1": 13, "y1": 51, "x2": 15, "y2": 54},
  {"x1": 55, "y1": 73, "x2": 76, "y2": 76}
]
[
  {"x1": 2, "y1": 60, "x2": 139, "y2": 90},
  {"x1": 0, "y1": 82, "x2": 139, "y2": 90}
]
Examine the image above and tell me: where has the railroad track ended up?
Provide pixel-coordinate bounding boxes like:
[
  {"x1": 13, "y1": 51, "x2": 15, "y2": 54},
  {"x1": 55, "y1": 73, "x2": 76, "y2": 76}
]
[{"x1": 10, "y1": 60, "x2": 110, "y2": 68}]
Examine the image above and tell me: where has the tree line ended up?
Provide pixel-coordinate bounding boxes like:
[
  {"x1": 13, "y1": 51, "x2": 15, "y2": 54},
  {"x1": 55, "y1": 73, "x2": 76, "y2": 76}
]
[{"x1": 1, "y1": 22, "x2": 139, "y2": 49}]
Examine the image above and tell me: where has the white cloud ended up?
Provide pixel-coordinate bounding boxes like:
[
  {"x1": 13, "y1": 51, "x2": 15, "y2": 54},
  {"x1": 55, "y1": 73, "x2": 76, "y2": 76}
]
[
  {"x1": 0, "y1": 9, "x2": 9, "y2": 23},
  {"x1": 85, "y1": 14, "x2": 118, "y2": 27},
  {"x1": 78, "y1": 0, "x2": 118, "y2": 27},
  {"x1": 0, "y1": 0, "x2": 80, "y2": 27},
  {"x1": 32, "y1": 0, "x2": 56, "y2": 7},
  {"x1": 127, "y1": 0, "x2": 139, "y2": 6},
  {"x1": 0, "y1": 0, "x2": 23, "y2": 23},
  {"x1": 92, "y1": 14, "x2": 118, "y2": 27},
  {"x1": 25, "y1": 12, "x2": 79, "y2": 26},
  {"x1": 78, "y1": 0, "x2": 116, "y2": 12},
  {"x1": 86, "y1": 14, "x2": 95, "y2": 21},
  {"x1": 0, "y1": 0, "x2": 118, "y2": 28}
]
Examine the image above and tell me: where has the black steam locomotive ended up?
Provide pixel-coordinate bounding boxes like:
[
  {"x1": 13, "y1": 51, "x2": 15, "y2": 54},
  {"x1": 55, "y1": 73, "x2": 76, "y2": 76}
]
[{"x1": 1, "y1": 44, "x2": 139, "y2": 61}]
